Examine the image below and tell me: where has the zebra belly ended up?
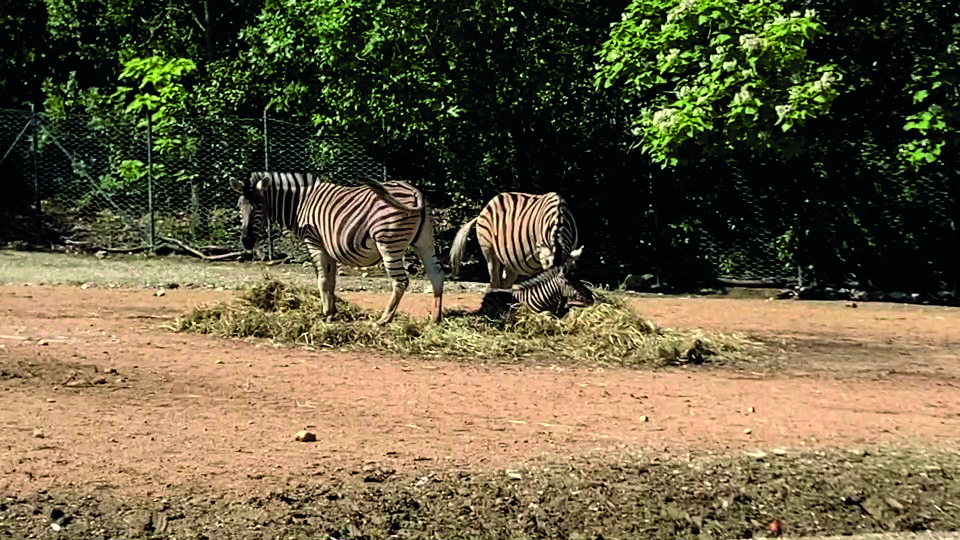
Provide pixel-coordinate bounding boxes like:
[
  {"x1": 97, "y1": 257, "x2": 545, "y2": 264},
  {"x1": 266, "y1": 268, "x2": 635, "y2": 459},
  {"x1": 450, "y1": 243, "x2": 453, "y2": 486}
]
[
  {"x1": 494, "y1": 249, "x2": 542, "y2": 276},
  {"x1": 326, "y1": 240, "x2": 383, "y2": 268}
]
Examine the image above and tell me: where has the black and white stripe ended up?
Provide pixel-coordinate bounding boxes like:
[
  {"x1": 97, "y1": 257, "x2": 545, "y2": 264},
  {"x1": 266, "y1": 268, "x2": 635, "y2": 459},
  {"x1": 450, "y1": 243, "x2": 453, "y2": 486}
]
[
  {"x1": 231, "y1": 172, "x2": 443, "y2": 324},
  {"x1": 450, "y1": 192, "x2": 579, "y2": 288},
  {"x1": 479, "y1": 248, "x2": 593, "y2": 317}
]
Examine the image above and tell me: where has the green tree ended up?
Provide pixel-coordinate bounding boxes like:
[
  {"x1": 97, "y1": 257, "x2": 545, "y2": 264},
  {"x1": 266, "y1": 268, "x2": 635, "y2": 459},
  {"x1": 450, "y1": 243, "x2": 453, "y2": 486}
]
[
  {"x1": 239, "y1": 0, "x2": 646, "y2": 258},
  {"x1": 596, "y1": 0, "x2": 841, "y2": 166}
]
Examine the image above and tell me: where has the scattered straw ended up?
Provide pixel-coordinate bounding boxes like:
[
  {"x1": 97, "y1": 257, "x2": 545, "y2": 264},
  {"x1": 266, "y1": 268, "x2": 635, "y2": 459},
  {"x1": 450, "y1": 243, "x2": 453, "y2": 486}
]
[{"x1": 174, "y1": 278, "x2": 755, "y2": 366}]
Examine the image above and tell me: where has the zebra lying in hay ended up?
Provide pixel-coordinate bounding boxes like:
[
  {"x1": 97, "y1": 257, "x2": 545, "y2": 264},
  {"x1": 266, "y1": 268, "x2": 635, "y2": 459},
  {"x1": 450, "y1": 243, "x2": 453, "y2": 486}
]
[
  {"x1": 479, "y1": 248, "x2": 594, "y2": 318},
  {"x1": 231, "y1": 172, "x2": 443, "y2": 325}
]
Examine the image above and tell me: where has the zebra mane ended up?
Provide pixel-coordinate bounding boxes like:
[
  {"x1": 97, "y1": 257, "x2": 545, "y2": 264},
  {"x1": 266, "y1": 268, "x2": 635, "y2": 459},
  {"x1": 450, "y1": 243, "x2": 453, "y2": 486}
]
[
  {"x1": 552, "y1": 193, "x2": 570, "y2": 267},
  {"x1": 252, "y1": 171, "x2": 329, "y2": 191}
]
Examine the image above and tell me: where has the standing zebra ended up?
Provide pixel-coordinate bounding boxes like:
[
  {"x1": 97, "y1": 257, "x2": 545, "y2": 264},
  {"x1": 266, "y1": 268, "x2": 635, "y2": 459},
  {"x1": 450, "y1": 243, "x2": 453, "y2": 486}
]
[
  {"x1": 479, "y1": 248, "x2": 594, "y2": 318},
  {"x1": 231, "y1": 172, "x2": 443, "y2": 324},
  {"x1": 450, "y1": 192, "x2": 579, "y2": 288}
]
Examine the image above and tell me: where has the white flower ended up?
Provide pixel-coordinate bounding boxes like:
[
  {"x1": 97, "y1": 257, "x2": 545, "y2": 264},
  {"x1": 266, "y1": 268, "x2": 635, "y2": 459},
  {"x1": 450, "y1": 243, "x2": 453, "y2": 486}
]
[
  {"x1": 739, "y1": 34, "x2": 764, "y2": 52},
  {"x1": 652, "y1": 108, "x2": 678, "y2": 128},
  {"x1": 733, "y1": 86, "x2": 753, "y2": 104}
]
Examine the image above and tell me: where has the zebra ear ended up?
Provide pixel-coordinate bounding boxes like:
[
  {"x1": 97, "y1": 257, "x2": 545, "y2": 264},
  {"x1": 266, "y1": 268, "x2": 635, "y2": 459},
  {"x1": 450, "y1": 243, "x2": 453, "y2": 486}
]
[{"x1": 229, "y1": 176, "x2": 246, "y2": 193}]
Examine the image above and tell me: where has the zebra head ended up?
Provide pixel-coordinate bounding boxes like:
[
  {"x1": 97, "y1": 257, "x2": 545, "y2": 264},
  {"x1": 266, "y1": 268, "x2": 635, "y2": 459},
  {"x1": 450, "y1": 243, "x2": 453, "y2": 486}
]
[
  {"x1": 230, "y1": 175, "x2": 266, "y2": 251},
  {"x1": 559, "y1": 247, "x2": 594, "y2": 307}
]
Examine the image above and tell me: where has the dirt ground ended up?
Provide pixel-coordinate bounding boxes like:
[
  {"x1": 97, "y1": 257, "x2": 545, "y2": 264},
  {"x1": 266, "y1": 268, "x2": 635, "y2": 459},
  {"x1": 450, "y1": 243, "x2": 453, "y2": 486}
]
[{"x1": 2, "y1": 283, "x2": 960, "y2": 539}]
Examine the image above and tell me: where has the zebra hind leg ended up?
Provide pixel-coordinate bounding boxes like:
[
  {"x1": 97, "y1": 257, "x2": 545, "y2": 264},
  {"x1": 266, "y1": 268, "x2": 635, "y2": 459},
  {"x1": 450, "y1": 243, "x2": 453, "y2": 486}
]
[
  {"x1": 307, "y1": 244, "x2": 338, "y2": 320},
  {"x1": 412, "y1": 221, "x2": 444, "y2": 323},
  {"x1": 376, "y1": 249, "x2": 409, "y2": 325},
  {"x1": 481, "y1": 244, "x2": 504, "y2": 289},
  {"x1": 500, "y1": 268, "x2": 519, "y2": 289}
]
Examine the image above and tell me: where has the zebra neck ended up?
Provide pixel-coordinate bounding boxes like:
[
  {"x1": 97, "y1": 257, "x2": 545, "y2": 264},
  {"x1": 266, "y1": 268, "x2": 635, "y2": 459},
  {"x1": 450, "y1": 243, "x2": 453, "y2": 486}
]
[{"x1": 262, "y1": 185, "x2": 302, "y2": 231}]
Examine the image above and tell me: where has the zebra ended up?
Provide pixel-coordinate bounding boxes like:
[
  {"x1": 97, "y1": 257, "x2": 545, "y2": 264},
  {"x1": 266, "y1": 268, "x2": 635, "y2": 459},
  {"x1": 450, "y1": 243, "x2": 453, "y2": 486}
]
[
  {"x1": 450, "y1": 192, "x2": 579, "y2": 289},
  {"x1": 230, "y1": 172, "x2": 443, "y2": 325},
  {"x1": 479, "y1": 247, "x2": 594, "y2": 318}
]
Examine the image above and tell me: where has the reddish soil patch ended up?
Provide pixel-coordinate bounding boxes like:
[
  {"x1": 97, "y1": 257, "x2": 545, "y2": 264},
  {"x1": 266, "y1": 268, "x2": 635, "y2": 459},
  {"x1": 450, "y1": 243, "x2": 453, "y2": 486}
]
[{"x1": 2, "y1": 285, "x2": 959, "y2": 504}]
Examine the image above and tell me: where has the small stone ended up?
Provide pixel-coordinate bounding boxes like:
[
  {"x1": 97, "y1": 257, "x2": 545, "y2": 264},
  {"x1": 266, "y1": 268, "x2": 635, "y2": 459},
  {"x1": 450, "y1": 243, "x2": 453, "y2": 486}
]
[
  {"x1": 38, "y1": 339, "x2": 48, "y2": 346},
  {"x1": 885, "y1": 497, "x2": 904, "y2": 511},
  {"x1": 155, "y1": 289, "x2": 165, "y2": 297},
  {"x1": 33, "y1": 428, "x2": 45, "y2": 438},
  {"x1": 294, "y1": 430, "x2": 317, "y2": 442},
  {"x1": 772, "y1": 448, "x2": 788, "y2": 455},
  {"x1": 639, "y1": 415, "x2": 648, "y2": 422},
  {"x1": 215, "y1": 359, "x2": 224, "y2": 364},
  {"x1": 50, "y1": 523, "x2": 61, "y2": 532},
  {"x1": 46, "y1": 398, "x2": 56, "y2": 403},
  {"x1": 747, "y1": 406, "x2": 755, "y2": 413},
  {"x1": 746, "y1": 451, "x2": 767, "y2": 459},
  {"x1": 744, "y1": 428, "x2": 752, "y2": 434},
  {"x1": 361, "y1": 272, "x2": 369, "y2": 278}
]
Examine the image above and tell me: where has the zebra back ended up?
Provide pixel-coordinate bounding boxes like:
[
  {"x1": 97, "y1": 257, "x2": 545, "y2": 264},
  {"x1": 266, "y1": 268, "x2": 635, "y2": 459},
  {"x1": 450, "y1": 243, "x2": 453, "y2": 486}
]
[
  {"x1": 475, "y1": 192, "x2": 579, "y2": 277},
  {"x1": 236, "y1": 172, "x2": 426, "y2": 261}
]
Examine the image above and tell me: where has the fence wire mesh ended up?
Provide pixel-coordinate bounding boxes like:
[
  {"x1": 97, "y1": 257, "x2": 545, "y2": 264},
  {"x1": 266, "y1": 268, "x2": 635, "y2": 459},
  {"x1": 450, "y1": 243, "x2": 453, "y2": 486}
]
[
  {"x1": 1, "y1": 108, "x2": 957, "y2": 290},
  {"x1": 0, "y1": 109, "x2": 382, "y2": 258}
]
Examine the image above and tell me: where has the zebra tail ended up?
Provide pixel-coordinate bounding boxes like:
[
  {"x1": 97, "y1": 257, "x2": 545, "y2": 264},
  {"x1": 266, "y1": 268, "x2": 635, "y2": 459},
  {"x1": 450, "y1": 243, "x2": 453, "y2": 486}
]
[
  {"x1": 357, "y1": 176, "x2": 424, "y2": 213},
  {"x1": 449, "y1": 216, "x2": 478, "y2": 277}
]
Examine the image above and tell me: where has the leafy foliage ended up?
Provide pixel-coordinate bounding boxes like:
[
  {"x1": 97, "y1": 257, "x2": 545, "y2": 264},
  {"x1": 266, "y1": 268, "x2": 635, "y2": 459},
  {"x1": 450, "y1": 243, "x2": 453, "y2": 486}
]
[
  {"x1": 597, "y1": 0, "x2": 841, "y2": 165},
  {"x1": 0, "y1": 0, "x2": 957, "y2": 289}
]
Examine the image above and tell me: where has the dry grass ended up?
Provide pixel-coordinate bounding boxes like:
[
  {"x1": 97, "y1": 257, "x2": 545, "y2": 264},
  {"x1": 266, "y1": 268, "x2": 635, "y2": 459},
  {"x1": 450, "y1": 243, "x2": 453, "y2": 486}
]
[{"x1": 175, "y1": 277, "x2": 755, "y2": 366}]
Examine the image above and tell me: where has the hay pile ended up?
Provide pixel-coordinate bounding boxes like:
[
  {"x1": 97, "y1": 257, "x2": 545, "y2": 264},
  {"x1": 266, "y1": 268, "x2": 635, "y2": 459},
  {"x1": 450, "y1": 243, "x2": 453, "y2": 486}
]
[{"x1": 175, "y1": 278, "x2": 751, "y2": 366}]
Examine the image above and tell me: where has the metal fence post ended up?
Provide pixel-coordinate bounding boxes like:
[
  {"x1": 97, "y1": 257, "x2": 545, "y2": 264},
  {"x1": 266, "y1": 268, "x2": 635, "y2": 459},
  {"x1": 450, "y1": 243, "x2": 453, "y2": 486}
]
[
  {"x1": 30, "y1": 105, "x2": 40, "y2": 229},
  {"x1": 382, "y1": 117, "x2": 387, "y2": 182},
  {"x1": 263, "y1": 106, "x2": 273, "y2": 260},
  {"x1": 146, "y1": 109, "x2": 155, "y2": 248}
]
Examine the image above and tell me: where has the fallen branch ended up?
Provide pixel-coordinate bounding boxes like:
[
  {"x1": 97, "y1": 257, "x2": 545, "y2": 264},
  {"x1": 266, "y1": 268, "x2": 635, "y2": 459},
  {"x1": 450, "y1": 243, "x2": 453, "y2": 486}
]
[
  {"x1": 264, "y1": 256, "x2": 293, "y2": 266},
  {"x1": 205, "y1": 251, "x2": 246, "y2": 261},
  {"x1": 157, "y1": 235, "x2": 245, "y2": 261},
  {"x1": 157, "y1": 235, "x2": 207, "y2": 258}
]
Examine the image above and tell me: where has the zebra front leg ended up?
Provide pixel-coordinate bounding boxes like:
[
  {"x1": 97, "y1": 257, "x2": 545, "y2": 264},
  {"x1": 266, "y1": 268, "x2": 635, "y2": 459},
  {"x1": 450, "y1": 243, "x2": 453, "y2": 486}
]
[
  {"x1": 307, "y1": 244, "x2": 338, "y2": 320},
  {"x1": 377, "y1": 250, "x2": 408, "y2": 325}
]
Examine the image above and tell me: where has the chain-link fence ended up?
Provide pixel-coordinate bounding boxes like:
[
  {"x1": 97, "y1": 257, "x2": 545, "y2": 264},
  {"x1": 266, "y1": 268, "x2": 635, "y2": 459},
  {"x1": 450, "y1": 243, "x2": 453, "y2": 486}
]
[
  {"x1": 0, "y1": 108, "x2": 382, "y2": 257},
  {"x1": 2, "y1": 107, "x2": 957, "y2": 291}
]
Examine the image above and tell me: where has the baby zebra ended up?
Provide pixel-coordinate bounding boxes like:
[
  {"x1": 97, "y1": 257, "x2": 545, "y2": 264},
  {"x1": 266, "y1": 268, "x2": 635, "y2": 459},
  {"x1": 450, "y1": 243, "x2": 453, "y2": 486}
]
[{"x1": 479, "y1": 248, "x2": 594, "y2": 318}]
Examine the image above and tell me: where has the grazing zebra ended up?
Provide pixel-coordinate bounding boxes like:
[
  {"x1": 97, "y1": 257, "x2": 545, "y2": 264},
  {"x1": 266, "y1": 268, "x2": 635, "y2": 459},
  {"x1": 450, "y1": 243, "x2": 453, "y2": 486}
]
[
  {"x1": 479, "y1": 248, "x2": 594, "y2": 317},
  {"x1": 450, "y1": 192, "x2": 578, "y2": 288},
  {"x1": 230, "y1": 172, "x2": 443, "y2": 325}
]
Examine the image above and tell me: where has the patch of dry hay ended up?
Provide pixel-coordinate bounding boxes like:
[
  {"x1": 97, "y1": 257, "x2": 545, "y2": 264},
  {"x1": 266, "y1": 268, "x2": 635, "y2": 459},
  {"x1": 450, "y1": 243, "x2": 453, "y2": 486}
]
[{"x1": 175, "y1": 278, "x2": 753, "y2": 366}]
